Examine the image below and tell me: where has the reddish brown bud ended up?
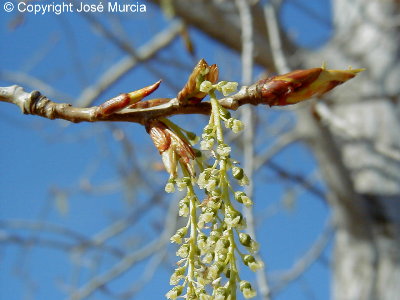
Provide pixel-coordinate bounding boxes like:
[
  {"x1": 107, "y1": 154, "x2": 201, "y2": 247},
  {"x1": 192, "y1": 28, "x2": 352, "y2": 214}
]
[
  {"x1": 206, "y1": 64, "x2": 219, "y2": 85},
  {"x1": 177, "y1": 59, "x2": 219, "y2": 104},
  {"x1": 96, "y1": 80, "x2": 161, "y2": 116},
  {"x1": 128, "y1": 98, "x2": 171, "y2": 109},
  {"x1": 146, "y1": 120, "x2": 196, "y2": 177},
  {"x1": 98, "y1": 93, "x2": 131, "y2": 116},
  {"x1": 256, "y1": 67, "x2": 364, "y2": 106},
  {"x1": 147, "y1": 121, "x2": 171, "y2": 152},
  {"x1": 127, "y1": 80, "x2": 161, "y2": 103}
]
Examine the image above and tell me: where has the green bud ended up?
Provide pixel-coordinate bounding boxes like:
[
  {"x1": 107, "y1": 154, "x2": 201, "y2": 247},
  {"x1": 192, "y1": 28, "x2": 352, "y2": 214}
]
[
  {"x1": 215, "y1": 287, "x2": 227, "y2": 296},
  {"x1": 243, "y1": 254, "x2": 256, "y2": 265},
  {"x1": 216, "y1": 252, "x2": 227, "y2": 262},
  {"x1": 219, "y1": 238, "x2": 230, "y2": 248},
  {"x1": 239, "y1": 233, "x2": 252, "y2": 247},
  {"x1": 210, "y1": 188, "x2": 222, "y2": 198},
  {"x1": 240, "y1": 280, "x2": 252, "y2": 291},
  {"x1": 166, "y1": 285, "x2": 183, "y2": 299},
  {"x1": 234, "y1": 191, "x2": 246, "y2": 203},
  {"x1": 197, "y1": 233, "x2": 207, "y2": 242},
  {"x1": 176, "y1": 243, "x2": 190, "y2": 258},
  {"x1": 209, "y1": 230, "x2": 221, "y2": 241},
  {"x1": 232, "y1": 166, "x2": 244, "y2": 180}
]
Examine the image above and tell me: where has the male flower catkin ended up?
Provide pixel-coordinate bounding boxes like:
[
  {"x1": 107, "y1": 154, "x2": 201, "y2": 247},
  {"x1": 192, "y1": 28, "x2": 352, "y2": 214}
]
[{"x1": 140, "y1": 59, "x2": 364, "y2": 300}]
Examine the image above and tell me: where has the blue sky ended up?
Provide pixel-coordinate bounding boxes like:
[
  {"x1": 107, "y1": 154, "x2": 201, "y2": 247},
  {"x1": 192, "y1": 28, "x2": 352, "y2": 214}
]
[{"x1": 1, "y1": 1, "x2": 333, "y2": 299}]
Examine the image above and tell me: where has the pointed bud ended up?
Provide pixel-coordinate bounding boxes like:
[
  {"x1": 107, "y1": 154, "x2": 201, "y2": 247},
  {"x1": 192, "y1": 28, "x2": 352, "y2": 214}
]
[
  {"x1": 97, "y1": 80, "x2": 161, "y2": 116},
  {"x1": 255, "y1": 67, "x2": 364, "y2": 106},
  {"x1": 147, "y1": 121, "x2": 171, "y2": 152},
  {"x1": 177, "y1": 59, "x2": 219, "y2": 104},
  {"x1": 127, "y1": 80, "x2": 161, "y2": 105},
  {"x1": 146, "y1": 120, "x2": 195, "y2": 177}
]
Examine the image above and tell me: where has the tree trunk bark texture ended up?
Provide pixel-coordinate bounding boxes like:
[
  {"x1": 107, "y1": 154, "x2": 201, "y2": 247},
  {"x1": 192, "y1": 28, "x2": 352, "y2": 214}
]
[{"x1": 305, "y1": 1, "x2": 400, "y2": 299}]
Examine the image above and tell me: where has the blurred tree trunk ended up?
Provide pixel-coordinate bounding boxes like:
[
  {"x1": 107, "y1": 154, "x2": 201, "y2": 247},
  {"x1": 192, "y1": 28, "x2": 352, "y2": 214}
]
[
  {"x1": 152, "y1": 1, "x2": 400, "y2": 299},
  {"x1": 303, "y1": 1, "x2": 400, "y2": 299}
]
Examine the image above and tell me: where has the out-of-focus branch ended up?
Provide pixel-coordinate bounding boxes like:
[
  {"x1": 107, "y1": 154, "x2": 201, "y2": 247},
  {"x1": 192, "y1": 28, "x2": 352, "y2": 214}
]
[
  {"x1": 266, "y1": 161, "x2": 326, "y2": 201},
  {"x1": 271, "y1": 218, "x2": 333, "y2": 295},
  {"x1": 67, "y1": 196, "x2": 179, "y2": 300},
  {"x1": 235, "y1": 0, "x2": 271, "y2": 298},
  {"x1": 255, "y1": 130, "x2": 300, "y2": 169},
  {"x1": 150, "y1": 0, "x2": 281, "y2": 71},
  {"x1": 76, "y1": 21, "x2": 184, "y2": 107},
  {"x1": 264, "y1": 0, "x2": 290, "y2": 73},
  {"x1": 0, "y1": 70, "x2": 73, "y2": 102},
  {"x1": 116, "y1": 250, "x2": 167, "y2": 299},
  {"x1": 0, "y1": 220, "x2": 125, "y2": 258}
]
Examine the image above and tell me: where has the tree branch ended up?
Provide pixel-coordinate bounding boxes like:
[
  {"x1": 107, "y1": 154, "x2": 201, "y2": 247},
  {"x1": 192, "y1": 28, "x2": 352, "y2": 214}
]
[
  {"x1": 235, "y1": 0, "x2": 271, "y2": 298},
  {"x1": 271, "y1": 217, "x2": 333, "y2": 295},
  {"x1": 75, "y1": 20, "x2": 184, "y2": 107},
  {"x1": 0, "y1": 80, "x2": 266, "y2": 125},
  {"x1": 67, "y1": 196, "x2": 180, "y2": 300}
]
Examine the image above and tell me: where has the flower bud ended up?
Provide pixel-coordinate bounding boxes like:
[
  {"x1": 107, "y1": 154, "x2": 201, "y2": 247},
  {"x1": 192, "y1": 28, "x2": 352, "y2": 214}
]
[
  {"x1": 199, "y1": 80, "x2": 213, "y2": 93},
  {"x1": 169, "y1": 267, "x2": 186, "y2": 285},
  {"x1": 243, "y1": 254, "x2": 255, "y2": 265},
  {"x1": 239, "y1": 233, "x2": 251, "y2": 247},
  {"x1": 232, "y1": 166, "x2": 244, "y2": 180},
  {"x1": 221, "y1": 81, "x2": 238, "y2": 96},
  {"x1": 240, "y1": 281, "x2": 257, "y2": 299},
  {"x1": 165, "y1": 285, "x2": 183, "y2": 299},
  {"x1": 176, "y1": 243, "x2": 190, "y2": 258},
  {"x1": 215, "y1": 287, "x2": 227, "y2": 297},
  {"x1": 165, "y1": 182, "x2": 175, "y2": 193},
  {"x1": 232, "y1": 119, "x2": 244, "y2": 133},
  {"x1": 216, "y1": 144, "x2": 231, "y2": 157}
]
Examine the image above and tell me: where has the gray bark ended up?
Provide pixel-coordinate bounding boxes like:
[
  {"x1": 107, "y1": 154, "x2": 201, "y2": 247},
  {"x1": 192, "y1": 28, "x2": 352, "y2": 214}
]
[{"x1": 304, "y1": 1, "x2": 400, "y2": 299}]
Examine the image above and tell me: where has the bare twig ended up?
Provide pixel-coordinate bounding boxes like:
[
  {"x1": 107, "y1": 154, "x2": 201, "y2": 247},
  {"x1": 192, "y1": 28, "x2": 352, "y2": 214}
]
[
  {"x1": 76, "y1": 21, "x2": 184, "y2": 107},
  {"x1": 0, "y1": 80, "x2": 264, "y2": 125},
  {"x1": 235, "y1": 0, "x2": 271, "y2": 298},
  {"x1": 67, "y1": 196, "x2": 179, "y2": 300},
  {"x1": 116, "y1": 250, "x2": 167, "y2": 299},
  {"x1": 271, "y1": 218, "x2": 333, "y2": 295},
  {"x1": 254, "y1": 131, "x2": 300, "y2": 170},
  {"x1": 264, "y1": 0, "x2": 291, "y2": 73},
  {"x1": 0, "y1": 70, "x2": 73, "y2": 102},
  {"x1": 265, "y1": 160, "x2": 326, "y2": 201},
  {"x1": 0, "y1": 220, "x2": 125, "y2": 258}
]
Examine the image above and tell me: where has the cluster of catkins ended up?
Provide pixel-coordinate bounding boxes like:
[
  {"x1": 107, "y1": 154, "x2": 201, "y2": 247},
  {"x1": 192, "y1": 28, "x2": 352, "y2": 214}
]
[{"x1": 165, "y1": 81, "x2": 263, "y2": 300}]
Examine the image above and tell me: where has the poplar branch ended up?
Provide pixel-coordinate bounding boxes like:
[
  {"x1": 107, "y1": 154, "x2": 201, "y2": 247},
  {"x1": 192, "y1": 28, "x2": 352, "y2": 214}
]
[
  {"x1": 0, "y1": 84, "x2": 256, "y2": 125},
  {"x1": 0, "y1": 67, "x2": 362, "y2": 125}
]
